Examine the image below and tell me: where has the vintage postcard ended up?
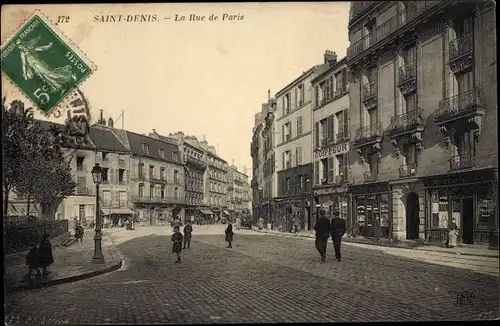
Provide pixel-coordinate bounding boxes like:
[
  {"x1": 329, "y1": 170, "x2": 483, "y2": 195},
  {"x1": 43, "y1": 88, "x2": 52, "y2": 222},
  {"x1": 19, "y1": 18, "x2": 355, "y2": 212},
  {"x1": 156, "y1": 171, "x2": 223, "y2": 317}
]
[{"x1": 2, "y1": 2, "x2": 498, "y2": 325}]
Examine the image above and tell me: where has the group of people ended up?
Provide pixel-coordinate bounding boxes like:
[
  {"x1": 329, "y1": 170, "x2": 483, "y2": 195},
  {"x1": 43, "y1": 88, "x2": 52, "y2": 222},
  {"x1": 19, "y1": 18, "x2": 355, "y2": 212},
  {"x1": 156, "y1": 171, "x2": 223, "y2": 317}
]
[
  {"x1": 24, "y1": 234, "x2": 54, "y2": 281},
  {"x1": 313, "y1": 206, "x2": 347, "y2": 262}
]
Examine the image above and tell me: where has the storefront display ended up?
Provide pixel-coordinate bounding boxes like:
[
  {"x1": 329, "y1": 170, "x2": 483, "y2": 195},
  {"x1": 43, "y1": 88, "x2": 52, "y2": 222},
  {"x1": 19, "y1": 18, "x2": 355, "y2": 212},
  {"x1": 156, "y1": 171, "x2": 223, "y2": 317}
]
[{"x1": 355, "y1": 194, "x2": 390, "y2": 238}]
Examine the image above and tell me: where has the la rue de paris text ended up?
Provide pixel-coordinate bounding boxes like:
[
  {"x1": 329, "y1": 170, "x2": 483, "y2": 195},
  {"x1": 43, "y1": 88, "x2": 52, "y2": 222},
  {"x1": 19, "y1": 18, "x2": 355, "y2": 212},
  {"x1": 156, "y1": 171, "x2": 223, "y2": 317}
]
[{"x1": 174, "y1": 13, "x2": 244, "y2": 22}]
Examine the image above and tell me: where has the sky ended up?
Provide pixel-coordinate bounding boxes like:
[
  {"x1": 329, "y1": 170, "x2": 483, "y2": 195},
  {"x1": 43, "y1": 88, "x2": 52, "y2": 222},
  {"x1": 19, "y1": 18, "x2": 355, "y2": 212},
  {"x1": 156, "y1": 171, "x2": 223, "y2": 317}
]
[{"x1": 1, "y1": 3, "x2": 351, "y2": 177}]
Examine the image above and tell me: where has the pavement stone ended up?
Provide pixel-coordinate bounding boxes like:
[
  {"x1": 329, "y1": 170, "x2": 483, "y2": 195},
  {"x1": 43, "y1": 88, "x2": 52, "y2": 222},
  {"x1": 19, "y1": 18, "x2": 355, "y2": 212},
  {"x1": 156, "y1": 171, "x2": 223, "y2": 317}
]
[
  {"x1": 4, "y1": 229, "x2": 499, "y2": 324},
  {"x1": 5, "y1": 231, "x2": 122, "y2": 292}
]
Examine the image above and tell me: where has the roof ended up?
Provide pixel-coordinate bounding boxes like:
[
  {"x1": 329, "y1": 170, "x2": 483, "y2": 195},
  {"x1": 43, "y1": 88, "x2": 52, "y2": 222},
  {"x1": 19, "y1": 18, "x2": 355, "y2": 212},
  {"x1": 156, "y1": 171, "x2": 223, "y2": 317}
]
[
  {"x1": 311, "y1": 57, "x2": 348, "y2": 84},
  {"x1": 37, "y1": 119, "x2": 96, "y2": 151},
  {"x1": 275, "y1": 65, "x2": 322, "y2": 97},
  {"x1": 89, "y1": 125, "x2": 130, "y2": 153},
  {"x1": 126, "y1": 131, "x2": 182, "y2": 165}
]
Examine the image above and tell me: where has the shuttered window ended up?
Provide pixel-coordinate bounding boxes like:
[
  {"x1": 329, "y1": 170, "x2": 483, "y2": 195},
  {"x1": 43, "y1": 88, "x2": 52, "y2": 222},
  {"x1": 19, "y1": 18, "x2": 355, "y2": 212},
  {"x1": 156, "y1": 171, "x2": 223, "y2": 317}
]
[
  {"x1": 314, "y1": 122, "x2": 320, "y2": 148},
  {"x1": 296, "y1": 146, "x2": 303, "y2": 165},
  {"x1": 314, "y1": 161, "x2": 320, "y2": 186},
  {"x1": 328, "y1": 157, "x2": 335, "y2": 183},
  {"x1": 327, "y1": 115, "x2": 334, "y2": 144}
]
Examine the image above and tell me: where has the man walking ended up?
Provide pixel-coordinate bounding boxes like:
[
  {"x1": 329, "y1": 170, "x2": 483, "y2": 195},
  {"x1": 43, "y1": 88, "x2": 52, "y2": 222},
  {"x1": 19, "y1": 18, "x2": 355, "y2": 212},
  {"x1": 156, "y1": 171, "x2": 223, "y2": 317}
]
[
  {"x1": 313, "y1": 206, "x2": 331, "y2": 262},
  {"x1": 330, "y1": 210, "x2": 347, "y2": 261}
]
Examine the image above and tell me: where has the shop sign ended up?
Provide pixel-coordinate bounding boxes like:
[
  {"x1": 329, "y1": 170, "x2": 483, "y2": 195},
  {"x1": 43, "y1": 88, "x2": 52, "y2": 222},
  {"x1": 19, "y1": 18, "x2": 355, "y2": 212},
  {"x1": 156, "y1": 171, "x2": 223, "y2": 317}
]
[
  {"x1": 314, "y1": 142, "x2": 349, "y2": 159},
  {"x1": 425, "y1": 172, "x2": 493, "y2": 188},
  {"x1": 350, "y1": 183, "x2": 390, "y2": 195},
  {"x1": 314, "y1": 187, "x2": 346, "y2": 195}
]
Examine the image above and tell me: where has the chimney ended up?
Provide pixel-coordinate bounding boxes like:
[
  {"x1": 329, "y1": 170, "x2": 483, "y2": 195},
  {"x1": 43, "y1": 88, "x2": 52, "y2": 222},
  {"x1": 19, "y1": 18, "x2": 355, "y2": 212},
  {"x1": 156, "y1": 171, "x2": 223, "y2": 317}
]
[
  {"x1": 108, "y1": 117, "x2": 114, "y2": 128},
  {"x1": 324, "y1": 50, "x2": 338, "y2": 65},
  {"x1": 268, "y1": 89, "x2": 270, "y2": 101},
  {"x1": 152, "y1": 129, "x2": 156, "y2": 134},
  {"x1": 98, "y1": 109, "x2": 106, "y2": 126}
]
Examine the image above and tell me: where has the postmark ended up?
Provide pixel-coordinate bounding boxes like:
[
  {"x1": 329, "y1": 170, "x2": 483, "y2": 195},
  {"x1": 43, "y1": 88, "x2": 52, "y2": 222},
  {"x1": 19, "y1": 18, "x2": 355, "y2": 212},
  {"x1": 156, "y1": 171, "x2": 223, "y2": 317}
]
[{"x1": 1, "y1": 10, "x2": 95, "y2": 115}]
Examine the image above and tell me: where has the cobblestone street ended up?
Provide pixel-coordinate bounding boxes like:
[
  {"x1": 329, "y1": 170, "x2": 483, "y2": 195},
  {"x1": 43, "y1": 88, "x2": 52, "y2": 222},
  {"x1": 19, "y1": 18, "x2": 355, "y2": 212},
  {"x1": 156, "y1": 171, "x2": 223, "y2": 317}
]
[{"x1": 5, "y1": 228, "x2": 499, "y2": 324}]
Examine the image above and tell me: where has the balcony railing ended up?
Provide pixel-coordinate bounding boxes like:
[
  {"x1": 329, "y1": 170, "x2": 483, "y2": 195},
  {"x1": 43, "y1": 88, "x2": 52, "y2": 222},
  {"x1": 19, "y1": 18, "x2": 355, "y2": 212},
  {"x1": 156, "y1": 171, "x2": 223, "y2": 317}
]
[
  {"x1": 347, "y1": 1, "x2": 442, "y2": 60},
  {"x1": 362, "y1": 81, "x2": 377, "y2": 100},
  {"x1": 132, "y1": 172, "x2": 146, "y2": 180},
  {"x1": 150, "y1": 177, "x2": 168, "y2": 184},
  {"x1": 389, "y1": 109, "x2": 424, "y2": 134},
  {"x1": 449, "y1": 153, "x2": 474, "y2": 171},
  {"x1": 435, "y1": 88, "x2": 485, "y2": 123},
  {"x1": 185, "y1": 155, "x2": 206, "y2": 167},
  {"x1": 76, "y1": 187, "x2": 91, "y2": 196},
  {"x1": 336, "y1": 131, "x2": 349, "y2": 142},
  {"x1": 349, "y1": 1, "x2": 378, "y2": 24},
  {"x1": 449, "y1": 32, "x2": 473, "y2": 62},
  {"x1": 131, "y1": 195, "x2": 183, "y2": 204},
  {"x1": 363, "y1": 171, "x2": 376, "y2": 182},
  {"x1": 399, "y1": 61, "x2": 416, "y2": 84},
  {"x1": 76, "y1": 164, "x2": 86, "y2": 172},
  {"x1": 354, "y1": 122, "x2": 383, "y2": 143},
  {"x1": 399, "y1": 163, "x2": 418, "y2": 178}
]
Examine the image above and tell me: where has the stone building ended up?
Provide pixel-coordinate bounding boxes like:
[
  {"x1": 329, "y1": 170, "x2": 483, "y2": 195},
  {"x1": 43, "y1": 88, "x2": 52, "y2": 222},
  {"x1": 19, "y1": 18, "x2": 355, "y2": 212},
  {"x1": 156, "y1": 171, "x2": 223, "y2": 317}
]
[
  {"x1": 119, "y1": 130, "x2": 185, "y2": 225},
  {"x1": 227, "y1": 165, "x2": 251, "y2": 218},
  {"x1": 311, "y1": 52, "x2": 351, "y2": 230},
  {"x1": 206, "y1": 150, "x2": 229, "y2": 221},
  {"x1": 346, "y1": 1, "x2": 497, "y2": 248},
  {"x1": 274, "y1": 65, "x2": 321, "y2": 230}
]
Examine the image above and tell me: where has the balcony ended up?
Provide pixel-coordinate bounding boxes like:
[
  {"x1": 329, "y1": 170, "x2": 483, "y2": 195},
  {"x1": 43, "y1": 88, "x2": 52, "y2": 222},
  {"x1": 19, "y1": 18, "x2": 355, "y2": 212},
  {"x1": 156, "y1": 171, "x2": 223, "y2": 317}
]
[
  {"x1": 338, "y1": 167, "x2": 352, "y2": 184},
  {"x1": 334, "y1": 85, "x2": 348, "y2": 99},
  {"x1": 388, "y1": 109, "x2": 425, "y2": 156},
  {"x1": 435, "y1": 88, "x2": 486, "y2": 146},
  {"x1": 349, "y1": 1, "x2": 378, "y2": 26},
  {"x1": 399, "y1": 163, "x2": 418, "y2": 178},
  {"x1": 449, "y1": 153, "x2": 474, "y2": 171},
  {"x1": 362, "y1": 81, "x2": 378, "y2": 110},
  {"x1": 75, "y1": 164, "x2": 87, "y2": 173},
  {"x1": 336, "y1": 131, "x2": 350, "y2": 143},
  {"x1": 131, "y1": 172, "x2": 146, "y2": 181},
  {"x1": 150, "y1": 177, "x2": 168, "y2": 184},
  {"x1": 398, "y1": 61, "x2": 417, "y2": 95},
  {"x1": 363, "y1": 171, "x2": 376, "y2": 183},
  {"x1": 131, "y1": 195, "x2": 183, "y2": 205},
  {"x1": 76, "y1": 187, "x2": 91, "y2": 196},
  {"x1": 354, "y1": 122, "x2": 383, "y2": 146},
  {"x1": 185, "y1": 155, "x2": 207, "y2": 169},
  {"x1": 449, "y1": 32, "x2": 473, "y2": 74},
  {"x1": 347, "y1": 1, "x2": 442, "y2": 62}
]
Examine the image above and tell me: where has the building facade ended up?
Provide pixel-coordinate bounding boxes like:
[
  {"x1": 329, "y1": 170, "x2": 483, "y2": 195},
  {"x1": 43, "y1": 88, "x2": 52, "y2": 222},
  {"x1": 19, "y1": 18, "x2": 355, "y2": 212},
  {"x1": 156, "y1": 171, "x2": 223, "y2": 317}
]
[
  {"x1": 274, "y1": 65, "x2": 320, "y2": 230},
  {"x1": 122, "y1": 130, "x2": 185, "y2": 225},
  {"x1": 346, "y1": 0, "x2": 497, "y2": 248},
  {"x1": 206, "y1": 151, "x2": 229, "y2": 220},
  {"x1": 311, "y1": 53, "x2": 351, "y2": 231},
  {"x1": 261, "y1": 99, "x2": 278, "y2": 227},
  {"x1": 227, "y1": 165, "x2": 251, "y2": 218},
  {"x1": 251, "y1": 106, "x2": 267, "y2": 223}
]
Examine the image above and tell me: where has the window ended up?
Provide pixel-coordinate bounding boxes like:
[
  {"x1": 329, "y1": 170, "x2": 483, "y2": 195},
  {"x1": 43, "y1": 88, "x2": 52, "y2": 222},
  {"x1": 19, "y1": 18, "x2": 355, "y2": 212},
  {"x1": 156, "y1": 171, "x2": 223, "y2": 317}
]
[
  {"x1": 138, "y1": 163, "x2": 144, "y2": 176},
  {"x1": 327, "y1": 115, "x2": 334, "y2": 144},
  {"x1": 285, "y1": 150, "x2": 292, "y2": 169},
  {"x1": 102, "y1": 168, "x2": 109, "y2": 183},
  {"x1": 119, "y1": 191, "x2": 127, "y2": 207},
  {"x1": 431, "y1": 190, "x2": 450, "y2": 228},
  {"x1": 334, "y1": 71, "x2": 342, "y2": 95},
  {"x1": 321, "y1": 158, "x2": 328, "y2": 184},
  {"x1": 299, "y1": 84, "x2": 305, "y2": 104},
  {"x1": 403, "y1": 93, "x2": 417, "y2": 114},
  {"x1": 118, "y1": 169, "x2": 125, "y2": 183},
  {"x1": 296, "y1": 116, "x2": 303, "y2": 135},
  {"x1": 296, "y1": 146, "x2": 303, "y2": 166},
  {"x1": 282, "y1": 122, "x2": 292, "y2": 142},
  {"x1": 160, "y1": 167, "x2": 165, "y2": 180},
  {"x1": 141, "y1": 143, "x2": 149, "y2": 154},
  {"x1": 139, "y1": 184, "x2": 144, "y2": 197},
  {"x1": 457, "y1": 70, "x2": 474, "y2": 94},
  {"x1": 314, "y1": 122, "x2": 320, "y2": 148},
  {"x1": 76, "y1": 156, "x2": 85, "y2": 171},
  {"x1": 402, "y1": 143, "x2": 418, "y2": 166},
  {"x1": 174, "y1": 187, "x2": 179, "y2": 200},
  {"x1": 367, "y1": 152, "x2": 379, "y2": 179},
  {"x1": 315, "y1": 85, "x2": 319, "y2": 108},
  {"x1": 328, "y1": 157, "x2": 334, "y2": 183},
  {"x1": 102, "y1": 152, "x2": 109, "y2": 162},
  {"x1": 283, "y1": 93, "x2": 291, "y2": 115},
  {"x1": 336, "y1": 109, "x2": 349, "y2": 140},
  {"x1": 102, "y1": 190, "x2": 111, "y2": 204},
  {"x1": 402, "y1": 45, "x2": 416, "y2": 66},
  {"x1": 159, "y1": 148, "x2": 164, "y2": 158},
  {"x1": 149, "y1": 165, "x2": 155, "y2": 179},
  {"x1": 477, "y1": 188, "x2": 495, "y2": 230},
  {"x1": 150, "y1": 185, "x2": 154, "y2": 197},
  {"x1": 172, "y1": 152, "x2": 178, "y2": 161},
  {"x1": 174, "y1": 170, "x2": 180, "y2": 184},
  {"x1": 320, "y1": 118, "x2": 328, "y2": 147},
  {"x1": 77, "y1": 176, "x2": 86, "y2": 194}
]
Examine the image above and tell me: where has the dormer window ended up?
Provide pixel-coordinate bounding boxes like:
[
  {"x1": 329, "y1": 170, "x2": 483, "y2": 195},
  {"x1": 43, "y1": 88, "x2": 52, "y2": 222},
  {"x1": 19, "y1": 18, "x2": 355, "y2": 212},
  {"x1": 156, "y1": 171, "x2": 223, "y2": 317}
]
[
  {"x1": 142, "y1": 143, "x2": 149, "y2": 154},
  {"x1": 172, "y1": 152, "x2": 178, "y2": 161},
  {"x1": 159, "y1": 148, "x2": 164, "y2": 158}
]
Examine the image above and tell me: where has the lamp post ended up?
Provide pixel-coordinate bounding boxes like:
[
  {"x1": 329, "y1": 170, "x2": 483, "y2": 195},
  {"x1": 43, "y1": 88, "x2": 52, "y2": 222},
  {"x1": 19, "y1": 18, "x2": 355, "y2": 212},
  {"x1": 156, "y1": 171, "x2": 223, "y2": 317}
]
[{"x1": 91, "y1": 163, "x2": 105, "y2": 264}]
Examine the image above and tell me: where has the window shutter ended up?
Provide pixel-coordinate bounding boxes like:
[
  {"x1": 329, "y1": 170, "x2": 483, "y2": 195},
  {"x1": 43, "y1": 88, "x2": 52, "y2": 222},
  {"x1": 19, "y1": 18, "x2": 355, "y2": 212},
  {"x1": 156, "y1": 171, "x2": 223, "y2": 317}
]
[
  {"x1": 342, "y1": 68, "x2": 348, "y2": 92},
  {"x1": 289, "y1": 122, "x2": 293, "y2": 138},
  {"x1": 282, "y1": 124, "x2": 285, "y2": 143},
  {"x1": 315, "y1": 86, "x2": 319, "y2": 107},
  {"x1": 328, "y1": 157, "x2": 335, "y2": 183},
  {"x1": 282, "y1": 96, "x2": 285, "y2": 115},
  {"x1": 282, "y1": 152, "x2": 285, "y2": 170},
  {"x1": 294, "y1": 88, "x2": 298, "y2": 108},
  {"x1": 327, "y1": 115, "x2": 334, "y2": 144},
  {"x1": 329, "y1": 76, "x2": 334, "y2": 100},
  {"x1": 343, "y1": 110, "x2": 349, "y2": 138},
  {"x1": 314, "y1": 161, "x2": 319, "y2": 186},
  {"x1": 315, "y1": 122, "x2": 320, "y2": 148}
]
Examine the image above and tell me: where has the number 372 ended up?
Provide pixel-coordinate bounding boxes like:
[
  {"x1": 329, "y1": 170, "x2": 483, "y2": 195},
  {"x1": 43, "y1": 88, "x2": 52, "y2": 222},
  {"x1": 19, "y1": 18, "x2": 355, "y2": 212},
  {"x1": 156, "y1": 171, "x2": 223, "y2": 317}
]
[{"x1": 34, "y1": 86, "x2": 50, "y2": 104}]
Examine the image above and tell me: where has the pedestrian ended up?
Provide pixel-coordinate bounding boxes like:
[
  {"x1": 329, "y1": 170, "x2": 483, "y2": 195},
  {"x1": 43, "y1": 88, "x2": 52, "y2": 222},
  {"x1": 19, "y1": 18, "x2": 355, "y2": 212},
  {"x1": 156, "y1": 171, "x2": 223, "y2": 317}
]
[
  {"x1": 313, "y1": 206, "x2": 331, "y2": 262},
  {"x1": 75, "y1": 223, "x2": 84, "y2": 242},
  {"x1": 447, "y1": 218, "x2": 458, "y2": 248},
  {"x1": 293, "y1": 215, "x2": 300, "y2": 235},
  {"x1": 38, "y1": 234, "x2": 54, "y2": 275},
  {"x1": 225, "y1": 223, "x2": 234, "y2": 248},
  {"x1": 171, "y1": 226, "x2": 183, "y2": 263},
  {"x1": 183, "y1": 221, "x2": 193, "y2": 249},
  {"x1": 172, "y1": 217, "x2": 181, "y2": 231},
  {"x1": 89, "y1": 220, "x2": 95, "y2": 230},
  {"x1": 373, "y1": 214, "x2": 381, "y2": 243},
  {"x1": 258, "y1": 217, "x2": 264, "y2": 230},
  {"x1": 235, "y1": 216, "x2": 241, "y2": 230},
  {"x1": 24, "y1": 243, "x2": 41, "y2": 281},
  {"x1": 330, "y1": 210, "x2": 347, "y2": 262}
]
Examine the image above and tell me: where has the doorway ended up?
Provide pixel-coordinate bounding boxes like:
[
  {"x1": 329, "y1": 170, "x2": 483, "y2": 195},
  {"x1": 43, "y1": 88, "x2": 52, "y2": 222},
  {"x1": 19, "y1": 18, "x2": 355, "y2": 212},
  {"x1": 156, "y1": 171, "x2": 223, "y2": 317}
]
[
  {"x1": 462, "y1": 197, "x2": 474, "y2": 244},
  {"x1": 405, "y1": 192, "x2": 420, "y2": 240}
]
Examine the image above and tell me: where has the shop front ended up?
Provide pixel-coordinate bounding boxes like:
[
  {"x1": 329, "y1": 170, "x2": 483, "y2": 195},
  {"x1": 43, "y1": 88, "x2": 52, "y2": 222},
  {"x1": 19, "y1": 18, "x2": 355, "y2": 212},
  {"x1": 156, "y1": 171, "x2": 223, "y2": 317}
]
[
  {"x1": 261, "y1": 200, "x2": 275, "y2": 229},
  {"x1": 350, "y1": 182, "x2": 392, "y2": 239},
  {"x1": 275, "y1": 196, "x2": 310, "y2": 232},
  {"x1": 423, "y1": 169, "x2": 498, "y2": 249},
  {"x1": 313, "y1": 185, "x2": 350, "y2": 231}
]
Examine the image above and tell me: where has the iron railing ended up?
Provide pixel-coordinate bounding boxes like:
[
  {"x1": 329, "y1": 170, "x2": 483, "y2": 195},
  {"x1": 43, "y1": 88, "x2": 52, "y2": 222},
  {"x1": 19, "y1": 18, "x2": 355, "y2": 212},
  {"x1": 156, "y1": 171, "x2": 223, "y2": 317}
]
[
  {"x1": 449, "y1": 32, "x2": 473, "y2": 62},
  {"x1": 363, "y1": 81, "x2": 378, "y2": 100},
  {"x1": 76, "y1": 186, "x2": 91, "y2": 196},
  {"x1": 185, "y1": 155, "x2": 206, "y2": 167},
  {"x1": 336, "y1": 131, "x2": 349, "y2": 142},
  {"x1": 150, "y1": 177, "x2": 168, "y2": 184},
  {"x1": 347, "y1": 1, "x2": 442, "y2": 60},
  {"x1": 389, "y1": 109, "x2": 424, "y2": 133},
  {"x1": 131, "y1": 195, "x2": 183, "y2": 204},
  {"x1": 354, "y1": 122, "x2": 383, "y2": 142},
  {"x1": 449, "y1": 153, "x2": 474, "y2": 170},
  {"x1": 399, "y1": 163, "x2": 418, "y2": 178},
  {"x1": 435, "y1": 88, "x2": 485, "y2": 122},
  {"x1": 349, "y1": 1, "x2": 378, "y2": 25},
  {"x1": 399, "y1": 61, "x2": 417, "y2": 84}
]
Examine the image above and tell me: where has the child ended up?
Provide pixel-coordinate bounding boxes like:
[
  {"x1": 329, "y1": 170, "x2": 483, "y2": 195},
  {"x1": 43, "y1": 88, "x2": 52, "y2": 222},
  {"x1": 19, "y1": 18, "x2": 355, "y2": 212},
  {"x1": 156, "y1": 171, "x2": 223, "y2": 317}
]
[
  {"x1": 225, "y1": 223, "x2": 234, "y2": 248},
  {"x1": 75, "y1": 223, "x2": 84, "y2": 242},
  {"x1": 38, "y1": 234, "x2": 54, "y2": 275},
  {"x1": 183, "y1": 221, "x2": 193, "y2": 249},
  {"x1": 24, "y1": 243, "x2": 41, "y2": 281},
  {"x1": 171, "y1": 226, "x2": 183, "y2": 263}
]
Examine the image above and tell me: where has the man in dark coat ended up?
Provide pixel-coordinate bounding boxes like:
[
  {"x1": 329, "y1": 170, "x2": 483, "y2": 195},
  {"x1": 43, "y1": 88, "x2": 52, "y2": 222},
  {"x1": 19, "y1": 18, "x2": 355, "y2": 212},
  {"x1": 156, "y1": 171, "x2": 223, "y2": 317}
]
[
  {"x1": 330, "y1": 210, "x2": 347, "y2": 261},
  {"x1": 313, "y1": 206, "x2": 331, "y2": 262},
  {"x1": 38, "y1": 234, "x2": 54, "y2": 275}
]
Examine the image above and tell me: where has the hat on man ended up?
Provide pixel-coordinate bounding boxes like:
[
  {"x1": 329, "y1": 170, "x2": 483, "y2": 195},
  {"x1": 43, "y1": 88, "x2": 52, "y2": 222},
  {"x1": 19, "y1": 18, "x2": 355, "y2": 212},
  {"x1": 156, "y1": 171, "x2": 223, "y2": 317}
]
[
  {"x1": 333, "y1": 210, "x2": 341, "y2": 217},
  {"x1": 319, "y1": 205, "x2": 328, "y2": 213}
]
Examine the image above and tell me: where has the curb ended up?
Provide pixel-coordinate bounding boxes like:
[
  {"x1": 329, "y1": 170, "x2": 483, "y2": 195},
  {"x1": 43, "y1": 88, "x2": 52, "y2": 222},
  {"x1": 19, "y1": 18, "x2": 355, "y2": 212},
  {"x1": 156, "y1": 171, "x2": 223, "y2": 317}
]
[
  {"x1": 6, "y1": 259, "x2": 123, "y2": 293},
  {"x1": 251, "y1": 228, "x2": 499, "y2": 258}
]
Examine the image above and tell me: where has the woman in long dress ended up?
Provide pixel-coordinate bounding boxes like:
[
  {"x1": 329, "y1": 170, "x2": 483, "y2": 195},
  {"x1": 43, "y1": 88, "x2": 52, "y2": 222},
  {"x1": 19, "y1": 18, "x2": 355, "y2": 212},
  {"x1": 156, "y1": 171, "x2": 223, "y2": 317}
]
[
  {"x1": 447, "y1": 218, "x2": 458, "y2": 248},
  {"x1": 17, "y1": 37, "x2": 76, "y2": 95}
]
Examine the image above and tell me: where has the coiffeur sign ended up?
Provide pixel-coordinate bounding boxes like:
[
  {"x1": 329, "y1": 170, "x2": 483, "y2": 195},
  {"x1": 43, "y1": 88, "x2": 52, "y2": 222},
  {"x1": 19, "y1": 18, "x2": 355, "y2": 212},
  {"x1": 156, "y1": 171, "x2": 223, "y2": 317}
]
[{"x1": 314, "y1": 142, "x2": 349, "y2": 159}]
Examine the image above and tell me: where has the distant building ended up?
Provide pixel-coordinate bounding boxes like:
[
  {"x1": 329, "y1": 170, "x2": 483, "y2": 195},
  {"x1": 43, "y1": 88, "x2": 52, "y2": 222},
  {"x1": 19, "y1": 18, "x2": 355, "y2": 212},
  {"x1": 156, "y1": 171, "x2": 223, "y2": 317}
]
[
  {"x1": 206, "y1": 151, "x2": 229, "y2": 220},
  {"x1": 227, "y1": 165, "x2": 251, "y2": 218}
]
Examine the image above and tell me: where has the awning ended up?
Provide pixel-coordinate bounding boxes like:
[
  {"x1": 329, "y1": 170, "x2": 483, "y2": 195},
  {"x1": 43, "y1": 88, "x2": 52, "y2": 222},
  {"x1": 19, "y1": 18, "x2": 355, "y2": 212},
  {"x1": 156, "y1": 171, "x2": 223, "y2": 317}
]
[
  {"x1": 223, "y1": 210, "x2": 230, "y2": 215},
  {"x1": 199, "y1": 209, "x2": 214, "y2": 215},
  {"x1": 101, "y1": 208, "x2": 134, "y2": 216}
]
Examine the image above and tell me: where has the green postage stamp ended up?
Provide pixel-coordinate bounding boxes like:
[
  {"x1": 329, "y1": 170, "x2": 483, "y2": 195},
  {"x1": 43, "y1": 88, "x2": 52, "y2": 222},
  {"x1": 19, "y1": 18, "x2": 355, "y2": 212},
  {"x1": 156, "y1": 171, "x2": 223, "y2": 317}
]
[{"x1": 1, "y1": 11, "x2": 94, "y2": 114}]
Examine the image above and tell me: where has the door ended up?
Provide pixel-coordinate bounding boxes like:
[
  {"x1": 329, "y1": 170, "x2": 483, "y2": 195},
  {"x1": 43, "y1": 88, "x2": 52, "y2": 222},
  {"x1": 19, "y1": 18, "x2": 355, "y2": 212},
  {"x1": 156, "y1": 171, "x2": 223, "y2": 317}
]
[
  {"x1": 405, "y1": 192, "x2": 420, "y2": 240},
  {"x1": 462, "y1": 197, "x2": 474, "y2": 244},
  {"x1": 79, "y1": 205, "x2": 85, "y2": 223}
]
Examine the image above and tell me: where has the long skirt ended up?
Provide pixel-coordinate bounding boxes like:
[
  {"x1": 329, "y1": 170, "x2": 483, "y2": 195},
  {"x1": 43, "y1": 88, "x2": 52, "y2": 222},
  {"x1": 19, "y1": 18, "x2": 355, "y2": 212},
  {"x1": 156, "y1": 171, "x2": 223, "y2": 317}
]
[
  {"x1": 448, "y1": 230, "x2": 458, "y2": 247},
  {"x1": 172, "y1": 242, "x2": 182, "y2": 253}
]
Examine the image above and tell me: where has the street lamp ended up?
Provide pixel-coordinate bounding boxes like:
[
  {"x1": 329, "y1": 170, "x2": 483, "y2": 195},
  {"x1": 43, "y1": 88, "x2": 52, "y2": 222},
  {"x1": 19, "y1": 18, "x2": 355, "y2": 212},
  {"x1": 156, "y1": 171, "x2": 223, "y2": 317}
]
[{"x1": 91, "y1": 163, "x2": 105, "y2": 264}]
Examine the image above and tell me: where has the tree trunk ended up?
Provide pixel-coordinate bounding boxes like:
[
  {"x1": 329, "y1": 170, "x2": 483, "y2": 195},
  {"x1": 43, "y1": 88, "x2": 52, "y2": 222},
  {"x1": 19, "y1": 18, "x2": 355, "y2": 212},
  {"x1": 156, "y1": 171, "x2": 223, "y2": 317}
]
[
  {"x1": 26, "y1": 195, "x2": 31, "y2": 217},
  {"x1": 3, "y1": 185, "x2": 10, "y2": 222},
  {"x1": 41, "y1": 201, "x2": 60, "y2": 221}
]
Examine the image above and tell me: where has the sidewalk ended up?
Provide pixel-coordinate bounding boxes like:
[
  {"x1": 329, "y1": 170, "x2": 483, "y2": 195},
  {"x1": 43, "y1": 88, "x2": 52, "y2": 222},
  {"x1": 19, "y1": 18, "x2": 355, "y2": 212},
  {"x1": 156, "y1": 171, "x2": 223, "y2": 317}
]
[
  {"x1": 250, "y1": 227, "x2": 499, "y2": 258},
  {"x1": 5, "y1": 231, "x2": 122, "y2": 293}
]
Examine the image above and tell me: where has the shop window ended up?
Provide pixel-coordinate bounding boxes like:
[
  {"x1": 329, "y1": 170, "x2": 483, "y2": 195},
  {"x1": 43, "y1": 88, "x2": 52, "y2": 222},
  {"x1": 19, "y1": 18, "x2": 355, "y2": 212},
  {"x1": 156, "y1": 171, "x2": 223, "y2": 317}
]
[
  {"x1": 477, "y1": 188, "x2": 495, "y2": 230},
  {"x1": 431, "y1": 190, "x2": 450, "y2": 228}
]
